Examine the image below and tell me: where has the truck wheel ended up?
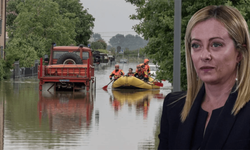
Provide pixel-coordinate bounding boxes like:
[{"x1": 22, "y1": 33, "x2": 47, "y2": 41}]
[{"x1": 57, "y1": 53, "x2": 83, "y2": 64}]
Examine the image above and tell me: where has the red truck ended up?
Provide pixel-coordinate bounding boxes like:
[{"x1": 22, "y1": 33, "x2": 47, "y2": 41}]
[{"x1": 38, "y1": 44, "x2": 95, "y2": 91}]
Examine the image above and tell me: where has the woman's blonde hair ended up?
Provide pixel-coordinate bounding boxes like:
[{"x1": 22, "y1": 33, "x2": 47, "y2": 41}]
[{"x1": 183, "y1": 5, "x2": 250, "y2": 122}]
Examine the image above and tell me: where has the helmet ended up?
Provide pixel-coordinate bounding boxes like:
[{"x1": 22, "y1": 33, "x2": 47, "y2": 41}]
[
  {"x1": 115, "y1": 64, "x2": 119, "y2": 68},
  {"x1": 144, "y1": 59, "x2": 149, "y2": 63}
]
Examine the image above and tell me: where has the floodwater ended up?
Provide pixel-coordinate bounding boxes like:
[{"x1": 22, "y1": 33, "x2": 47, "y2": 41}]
[{"x1": 0, "y1": 63, "x2": 172, "y2": 150}]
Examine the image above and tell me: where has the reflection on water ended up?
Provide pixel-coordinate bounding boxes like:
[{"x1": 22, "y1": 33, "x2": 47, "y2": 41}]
[
  {"x1": 38, "y1": 91, "x2": 94, "y2": 134},
  {"x1": 109, "y1": 89, "x2": 164, "y2": 150},
  {"x1": 2, "y1": 79, "x2": 95, "y2": 150},
  {"x1": 111, "y1": 89, "x2": 160, "y2": 119}
]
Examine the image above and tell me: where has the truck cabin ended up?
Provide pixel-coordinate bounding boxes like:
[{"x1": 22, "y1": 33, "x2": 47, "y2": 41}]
[
  {"x1": 100, "y1": 53, "x2": 109, "y2": 63},
  {"x1": 49, "y1": 46, "x2": 93, "y2": 65},
  {"x1": 93, "y1": 51, "x2": 101, "y2": 64}
]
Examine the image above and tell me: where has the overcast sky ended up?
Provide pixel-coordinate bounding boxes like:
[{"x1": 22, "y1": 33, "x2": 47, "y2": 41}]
[{"x1": 80, "y1": 0, "x2": 140, "y2": 43}]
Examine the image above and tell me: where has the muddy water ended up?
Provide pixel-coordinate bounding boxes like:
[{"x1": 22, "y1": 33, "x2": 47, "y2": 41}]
[{"x1": 0, "y1": 63, "x2": 172, "y2": 150}]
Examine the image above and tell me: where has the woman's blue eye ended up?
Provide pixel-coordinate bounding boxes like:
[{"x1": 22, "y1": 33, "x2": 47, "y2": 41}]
[
  {"x1": 191, "y1": 43, "x2": 200, "y2": 49},
  {"x1": 212, "y1": 43, "x2": 222, "y2": 47}
]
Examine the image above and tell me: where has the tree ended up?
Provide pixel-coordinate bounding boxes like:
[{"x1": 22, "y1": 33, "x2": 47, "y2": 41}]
[
  {"x1": 0, "y1": 59, "x2": 4, "y2": 80},
  {"x1": 5, "y1": 0, "x2": 77, "y2": 67},
  {"x1": 90, "y1": 39, "x2": 107, "y2": 50},
  {"x1": 5, "y1": 38, "x2": 38, "y2": 68},
  {"x1": 109, "y1": 34, "x2": 147, "y2": 50},
  {"x1": 6, "y1": 0, "x2": 95, "y2": 45},
  {"x1": 92, "y1": 33, "x2": 103, "y2": 42},
  {"x1": 91, "y1": 41, "x2": 104, "y2": 50},
  {"x1": 52, "y1": 0, "x2": 95, "y2": 46},
  {"x1": 109, "y1": 34, "x2": 125, "y2": 50},
  {"x1": 97, "y1": 39, "x2": 107, "y2": 49},
  {"x1": 7, "y1": 0, "x2": 95, "y2": 46},
  {"x1": 6, "y1": 0, "x2": 23, "y2": 39},
  {"x1": 125, "y1": 0, "x2": 250, "y2": 89}
]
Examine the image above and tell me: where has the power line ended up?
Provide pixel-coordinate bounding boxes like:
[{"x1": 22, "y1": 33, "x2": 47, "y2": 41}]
[
  {"x1": 100, "y1": 36, "x2": 144, "y2": 38},
  {"x1": 94, "y1": 31, "x2": 137, "y2": 34},
  {"x1": 92, "y1": 32, "x2": 144, "y2": 39}
]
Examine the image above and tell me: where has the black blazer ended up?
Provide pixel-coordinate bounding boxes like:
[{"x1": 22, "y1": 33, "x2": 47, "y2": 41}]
[{"x1": 158, "y1": 85, "x2": 250, "y2": 150}]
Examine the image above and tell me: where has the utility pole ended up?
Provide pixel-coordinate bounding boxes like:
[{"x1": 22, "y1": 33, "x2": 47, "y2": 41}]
[
  {"x1": 0, "y1": 0, "x2": 6, "y2": 60},
  {"x1": 173, "y1": 0, "x2": 181, "y2": 92}
]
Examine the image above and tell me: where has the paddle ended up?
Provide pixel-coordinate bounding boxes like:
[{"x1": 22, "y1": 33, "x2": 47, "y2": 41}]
[
  {"x1": 148, "y1": 75, "x2": 164, "y2": 87},
  {"x1": 102, "y1": 79, "x2": 114, "y2": 91},
  {"x1": 153, "y1": 82, "x2": 163, "y2": 87}
]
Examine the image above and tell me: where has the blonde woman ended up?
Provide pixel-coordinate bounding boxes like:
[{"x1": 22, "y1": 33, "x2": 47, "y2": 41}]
[{"x1": 158, "y1": 5, "x2": 250, "y2": 149}]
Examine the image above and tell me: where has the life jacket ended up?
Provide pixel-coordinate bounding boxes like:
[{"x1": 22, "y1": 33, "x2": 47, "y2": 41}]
[
  {"x1": 140, "y1": 63, "x2": 147, "y2": 72},
  {"x1": 144, "y1": 64, "x2": 150, "y2": 73},
  {"x1": 127, "y1": 72, "x2": 134, "y2": 76},
  {"x1": 109, "y1": 69, "x2": 124, "y2": 79},
  {"x1": 135, "y1": 69, "x2": 148, "y2": 79}
]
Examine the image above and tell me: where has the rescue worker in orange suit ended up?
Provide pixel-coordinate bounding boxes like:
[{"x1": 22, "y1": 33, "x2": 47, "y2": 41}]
[
  {"x1": 134, "y1": 65, "x2": 149, "y2": 82},
  {"x1": 126, "y1": 68, "x2": 134, "y2": 76},
  {"x1": 109, "y1": 64, "x2": 124, "y2": 81},
  {"x1": 143, "y1": 59, "x2": 151, "y2": 75},
  {"x1": 139, "y1": 63, "x2": 147, "y2": 72}
]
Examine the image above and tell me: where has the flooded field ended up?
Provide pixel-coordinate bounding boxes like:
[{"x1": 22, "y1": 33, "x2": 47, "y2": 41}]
[{"x1": 0, "y1": 63, "x2": 171, "y2": 150}]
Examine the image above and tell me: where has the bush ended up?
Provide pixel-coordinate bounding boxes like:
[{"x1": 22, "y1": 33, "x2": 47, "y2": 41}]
[
  {"x1": 5, "y1": 38, "x2": 38, "y2": 68},
  {"x1": 0, "y1": 59, "x2": 10, "y2": 80},
  {"x1": 91, "y1": 41, "x2": 104, "y2": 50}
]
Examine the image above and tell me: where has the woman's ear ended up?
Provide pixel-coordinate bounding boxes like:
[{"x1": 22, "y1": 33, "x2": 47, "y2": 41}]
[{"x1": 237, "y1": 51, "x2": 243, "y2": 63}]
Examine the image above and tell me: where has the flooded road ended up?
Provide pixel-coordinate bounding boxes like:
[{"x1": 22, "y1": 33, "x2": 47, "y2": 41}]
[{"x1": 0, "y1": 63, "x2": 172, "y2": 150}]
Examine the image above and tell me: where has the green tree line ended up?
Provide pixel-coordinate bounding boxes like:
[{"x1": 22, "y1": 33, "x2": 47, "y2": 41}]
[
  {"x1": 91, "y1": 39, "x2": 108, "y2": 50},
  {"x1": 90, "y1": 33, "x2": 148, "y2": 51},
  {"x1": 125, "y1": 0, "x2": 250, "y2": 90},
  {"x1": 108, "y1": 34, "x2": 148, "y2": 51},
  {"x1": 0, "y1": 0, "x2": 95, "y2": 80}
]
